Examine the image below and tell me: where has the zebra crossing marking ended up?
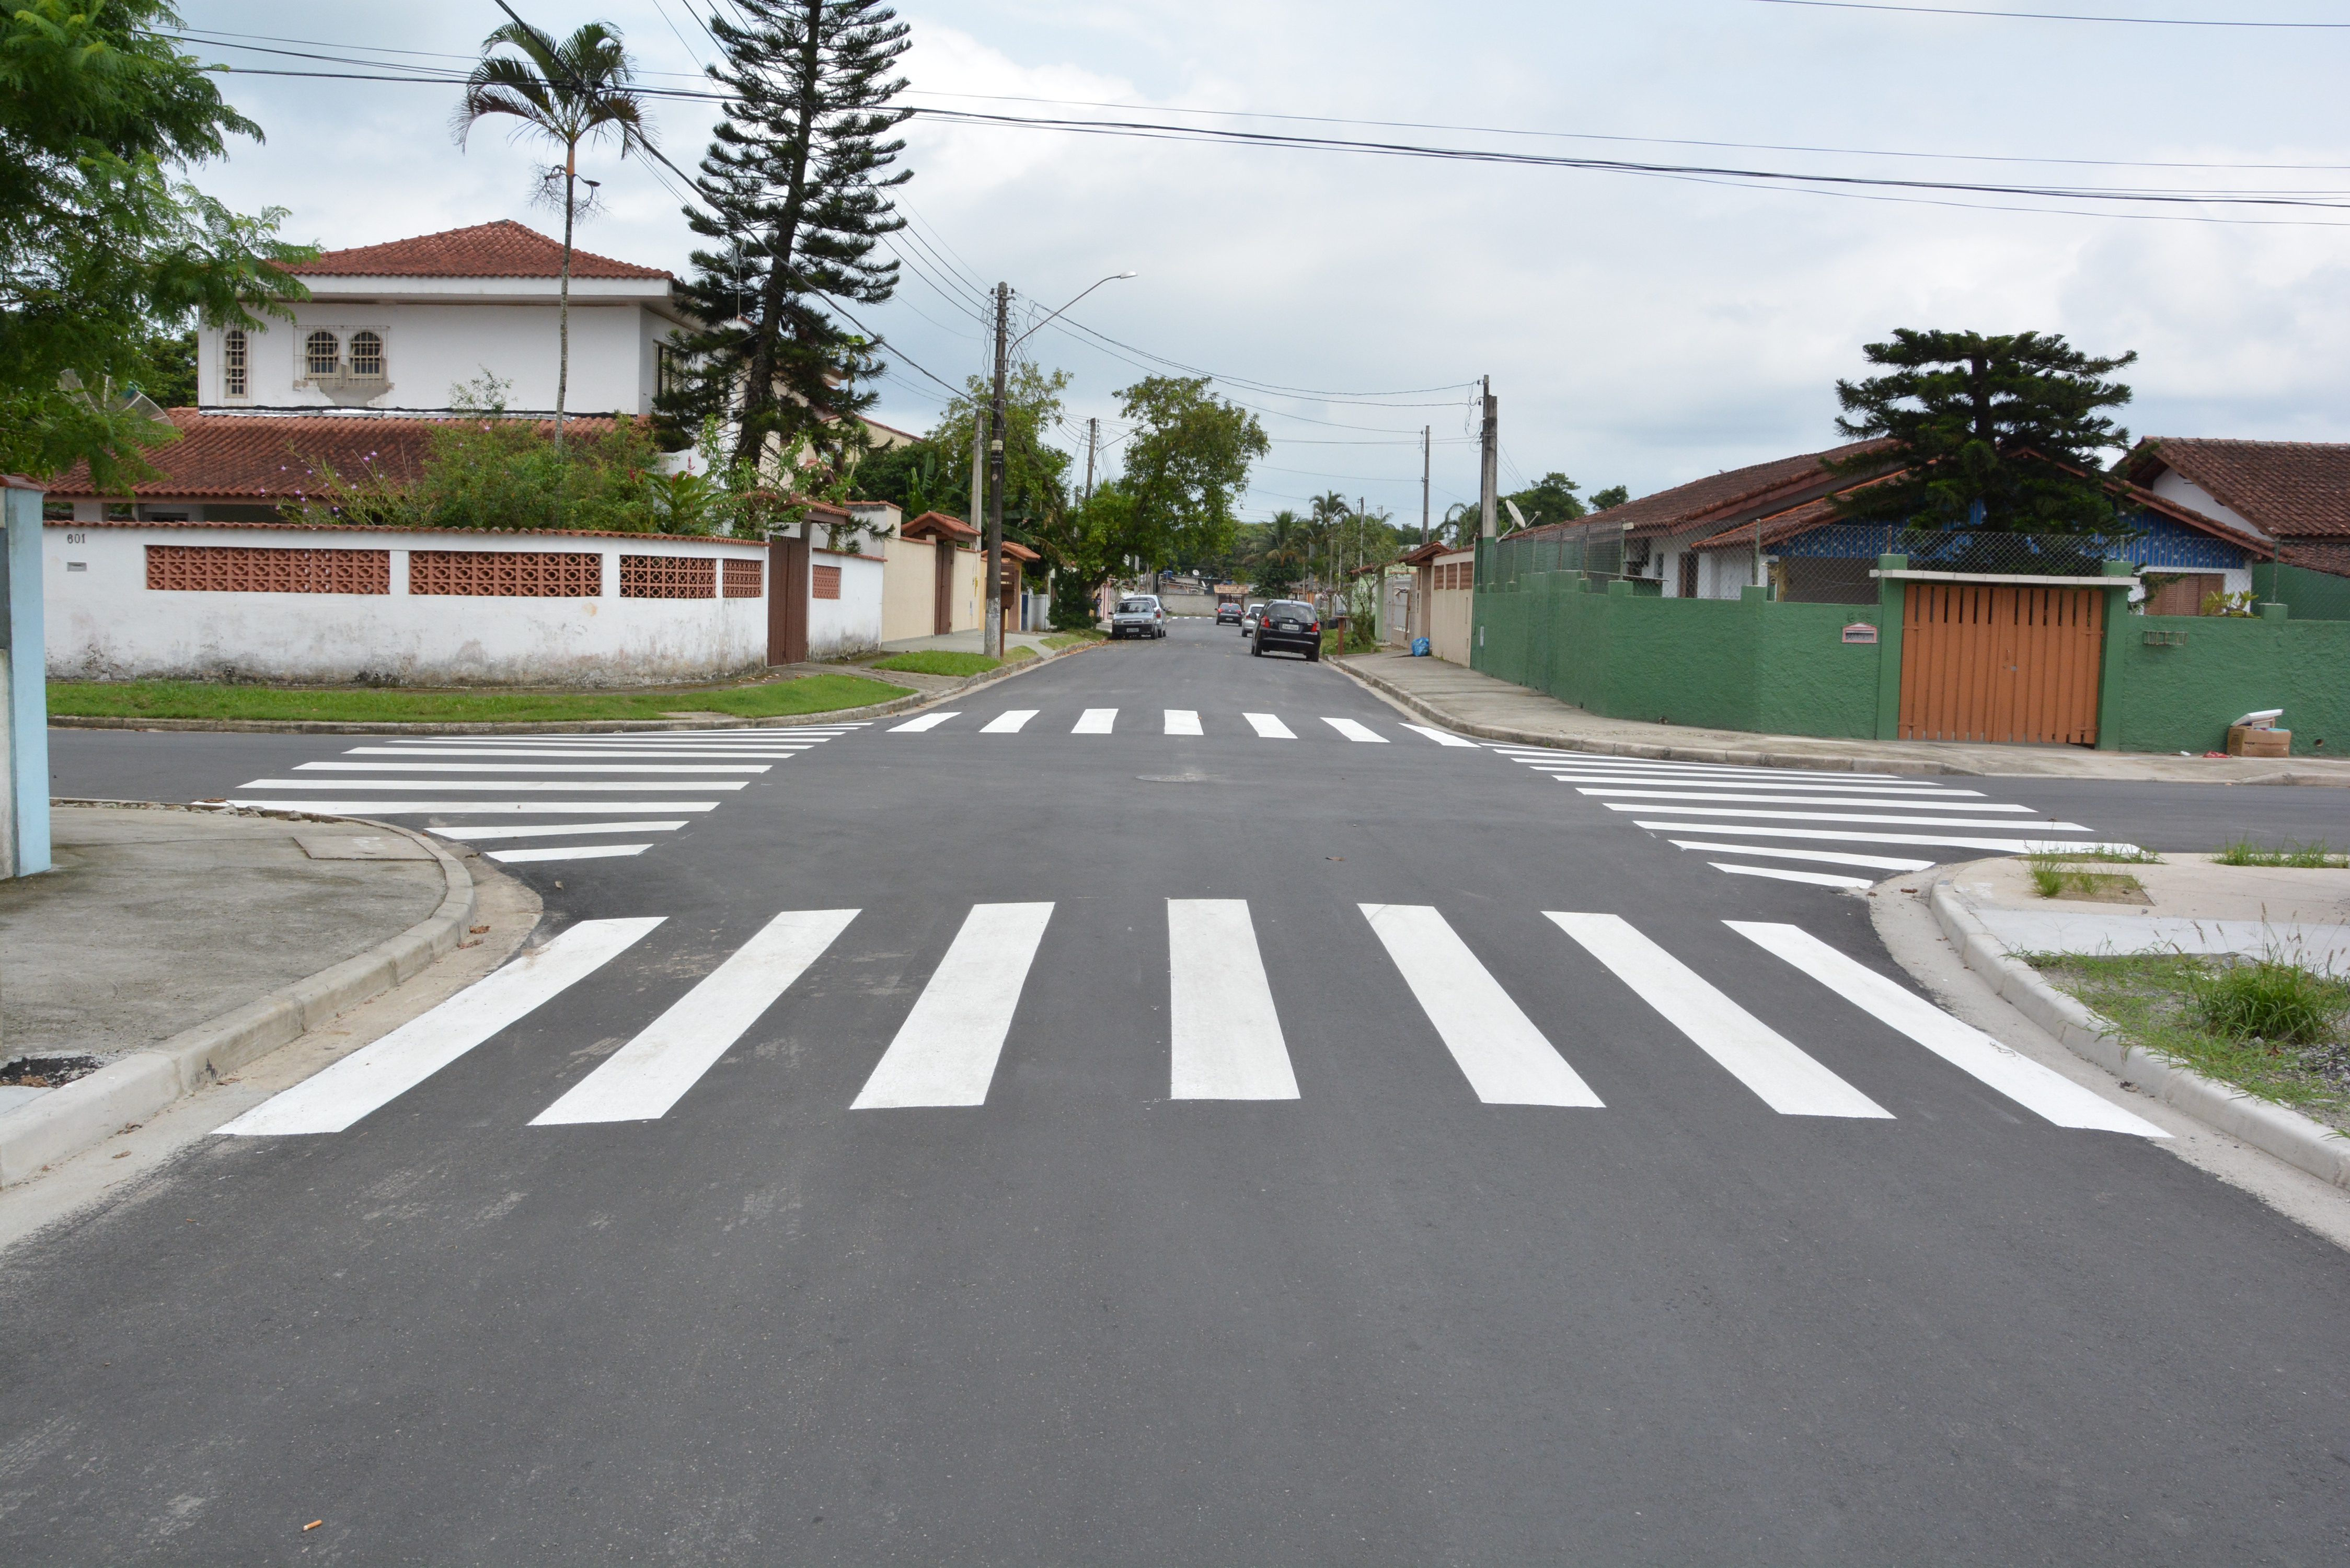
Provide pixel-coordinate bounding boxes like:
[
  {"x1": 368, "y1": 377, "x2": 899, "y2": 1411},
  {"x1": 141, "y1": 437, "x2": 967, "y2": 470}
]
[
  {"x1": 430, "y1": 821, "x2": 690, "y2": 841},
  {"x1": 1074, "y1": 708, "x2": 1118, "y2": 734},
  {"x1": 1165, "y1": 709, "x2": 1204, "y2": 735},
  {"x1": 890, "y1": 712, "x2": 961, "y2": 732},
  {"x1": 1667, "y1": 841, "x2": 1934, "y2": 873},
  {"x1": 1712, "y1": 862, "x2": 1874, "y2": 891},
  {"x1": 294, "y1": 761, "x2": 771, "y2": 775},
  {"x1": 1727, "y1": 922, "x2": 2166, "y2": 1136},
  {"x1": 1243, "y1": 712, "x2": 1296, "y2": 739},
  {"x1": 219, "y1": 918, "x2": 663, "y2": 1136},
  {"x1": 533, "y1": 908, "x2": 858, "y2": 1126},
  {"x1": 851, "y1": 903, "x2": 1056, "y2": 1109},
  {"x1": 981, "y1": 709, "x2": 1039, "y2": 734},
  {"x1": 1605, "y1": 804, "x2": 2088, "y2": 831},
  {"x1": 1401, "y1": 724, "x2": 1479, "y2": 747},
  {"x1": 1169, "y1": 900, "x2": 1299, "y2": 1100},
  {"x1": 227, "y1": 799, "x2": 723, "y2": 815},
  {"x1": 1630, "y1": 822, "x2": 2141, "y2": 856},
  {"x1": 489, "y1": 843, "x2": 652, "y2": 864},
  {"x1": 1360, "y1": 904, "x2": 1602, "y2": 1106},
  {"x1": 1574, "y1": 789, "x2": 2030, "y2": 812},
  {"x1": 239, "y1": 778, "x2": 749, "y2": 793},
  {"x1": 1323, "y1": 717, "x2": 1388, "y2": 743},
  {"x1": 1547, "y1": 912, "x2": 1891, "y2": 1119}
]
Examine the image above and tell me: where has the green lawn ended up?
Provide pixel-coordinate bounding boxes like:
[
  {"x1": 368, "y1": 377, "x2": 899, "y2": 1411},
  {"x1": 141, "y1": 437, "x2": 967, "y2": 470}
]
[
  {"x1": 1041, "y1": 629, "x2": 1105, "y2": 651},
  {"x1": 48, "y1": 672, "x2": 911, "y2": 725},
  {"x1": 869, "y1": 650, "x2": 1001, "y2": 677}
]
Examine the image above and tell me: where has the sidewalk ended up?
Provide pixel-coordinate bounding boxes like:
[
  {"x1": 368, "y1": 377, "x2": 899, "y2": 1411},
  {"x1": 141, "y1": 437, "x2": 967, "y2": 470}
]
[
  {"x1": 878, "y1": 629, "x2": 1055, "y2": 656},
  {"x1": 1338, "y1": 649, "x2": 2350, "y2": 786},
  {"x1": 0, "y1": 804, "x2": 491, "y2": 1180}
]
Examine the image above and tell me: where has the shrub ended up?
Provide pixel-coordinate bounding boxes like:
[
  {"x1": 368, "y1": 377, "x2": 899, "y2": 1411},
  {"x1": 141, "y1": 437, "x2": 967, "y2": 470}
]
[{"x1": 2187, "y1": 958, "x2": 2349, "y2": 1047}]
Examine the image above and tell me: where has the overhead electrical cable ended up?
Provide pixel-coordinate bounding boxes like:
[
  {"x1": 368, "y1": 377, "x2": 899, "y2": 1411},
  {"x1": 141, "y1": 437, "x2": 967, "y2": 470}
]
[{"x1": 1747, "y1": 1, "x2": 2350, "y2": 27}]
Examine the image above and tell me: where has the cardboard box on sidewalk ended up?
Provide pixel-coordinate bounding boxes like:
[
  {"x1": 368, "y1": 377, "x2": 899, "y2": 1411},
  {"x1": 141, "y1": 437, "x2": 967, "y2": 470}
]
[{"x1": 2227, "y1": 724, "x2": 2291, "y2": 757}]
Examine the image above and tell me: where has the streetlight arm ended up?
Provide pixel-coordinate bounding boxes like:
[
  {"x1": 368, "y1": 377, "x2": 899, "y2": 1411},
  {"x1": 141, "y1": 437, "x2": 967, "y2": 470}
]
[{"x1": 1009, "y1": 271, "x2": 1136, "y2": 354}]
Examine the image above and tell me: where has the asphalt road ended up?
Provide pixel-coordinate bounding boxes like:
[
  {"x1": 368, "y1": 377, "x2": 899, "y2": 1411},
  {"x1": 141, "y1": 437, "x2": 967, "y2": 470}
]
[{"x1": 8, "y1": 619, "x2": 2348, "y2": 1564}]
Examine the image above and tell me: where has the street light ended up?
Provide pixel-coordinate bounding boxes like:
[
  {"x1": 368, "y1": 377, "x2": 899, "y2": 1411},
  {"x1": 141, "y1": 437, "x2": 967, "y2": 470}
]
[{"x1": 985, "y1": 271, "x2": 1137, "y2": 655}]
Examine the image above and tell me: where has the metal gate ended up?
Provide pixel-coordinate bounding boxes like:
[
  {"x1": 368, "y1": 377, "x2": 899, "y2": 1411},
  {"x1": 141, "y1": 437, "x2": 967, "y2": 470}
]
[
  {"x1": 1899, "y1": 582, "x2": 2104, "y2": 745},
  {"x1": 768, "y1": 535, "x2": 808, "y2": 666}
]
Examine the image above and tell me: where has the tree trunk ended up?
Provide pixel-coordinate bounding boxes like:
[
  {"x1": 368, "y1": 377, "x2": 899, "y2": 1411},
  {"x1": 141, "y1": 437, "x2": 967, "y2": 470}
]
[{"x1": 558, "y1": 147, "x2": 575, "y2": 447}]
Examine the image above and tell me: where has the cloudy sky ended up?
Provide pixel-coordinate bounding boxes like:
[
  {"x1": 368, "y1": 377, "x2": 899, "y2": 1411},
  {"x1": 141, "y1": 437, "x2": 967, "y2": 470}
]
[{"x1": 175, "y1": 0, "x2": 2350, "y2": 527}]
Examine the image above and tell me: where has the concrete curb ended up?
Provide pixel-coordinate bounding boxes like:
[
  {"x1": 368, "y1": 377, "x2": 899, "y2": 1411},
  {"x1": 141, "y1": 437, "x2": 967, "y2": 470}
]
[
  {"x1": 47, "y1": 639, "x2": 1102, "y2": 736},
  {"x1": 1926, "y1": 876, "x2": 2350, "y2": 1189},
  {"x1": 1333, "y1": 656, "x2": 1961, "y2": 775},
  {"x1": 1334, "y1": 655, "x2": 2350, "y2": 786},
  {"x1": 0, "y1": 803, "x2": 479, "y2": 1186}
]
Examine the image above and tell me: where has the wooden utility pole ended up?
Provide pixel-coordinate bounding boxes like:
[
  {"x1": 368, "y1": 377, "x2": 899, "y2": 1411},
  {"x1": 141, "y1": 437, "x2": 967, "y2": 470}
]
[
  {"x1": 983, "y1": 281, "x2": 1009, "y2": 660},
  {"x1": 1478, "y1": 375, "x2": 1498, "y2": 540},
  {"x1": 1082, "y1": 416, "x2": 1098, "y2": 506}
]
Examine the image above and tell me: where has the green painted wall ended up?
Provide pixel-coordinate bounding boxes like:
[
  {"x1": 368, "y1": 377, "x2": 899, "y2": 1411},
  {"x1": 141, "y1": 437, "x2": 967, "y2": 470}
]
[
  {"x1": 1470, "y1": 572, "x2": 1884, "y2": 739},
  {"x1": 2101, "y1": 614, "x2": 2350, "y2": 757}
]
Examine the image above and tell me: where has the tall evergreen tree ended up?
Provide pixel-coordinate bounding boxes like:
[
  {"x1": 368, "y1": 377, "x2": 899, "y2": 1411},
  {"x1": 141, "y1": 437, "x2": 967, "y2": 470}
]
[
  {"x1": 1826, "y1": 328, "x2": 2136, "y2": 532},
  {"x1": 664, "y1": 0, "x2": 913, "y2": 481}
]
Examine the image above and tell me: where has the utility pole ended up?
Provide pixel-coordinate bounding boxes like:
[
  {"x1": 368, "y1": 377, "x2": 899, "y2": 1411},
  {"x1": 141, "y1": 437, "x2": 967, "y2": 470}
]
[
  {"x1": 984, "y1": 281, "x2": 1009, "y2": 660},
  {"x1": 1478, "y1": 375, "x2": 1498, "y2": 541},
  {"x1": 1421, "y1": 425, "x2": 1431, "y2": 545},
  {"x1": 1082, "y1": 416, "x2": 1098, "y2": 506}
]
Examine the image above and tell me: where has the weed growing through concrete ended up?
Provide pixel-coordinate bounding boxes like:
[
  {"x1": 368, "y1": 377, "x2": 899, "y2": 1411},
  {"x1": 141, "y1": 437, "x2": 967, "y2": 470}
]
[{"x1": 2214, "y1": 838, "x2": 2350, "y2": 869}]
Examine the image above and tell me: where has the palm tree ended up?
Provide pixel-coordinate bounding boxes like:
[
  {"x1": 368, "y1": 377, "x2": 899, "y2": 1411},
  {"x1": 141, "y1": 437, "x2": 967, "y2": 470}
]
[{"x1": 455, "y1": 21, "x2": 652, "y2": 441}]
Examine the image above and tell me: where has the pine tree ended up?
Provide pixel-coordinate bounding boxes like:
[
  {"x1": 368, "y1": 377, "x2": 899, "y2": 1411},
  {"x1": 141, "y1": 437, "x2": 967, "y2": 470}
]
[
  {"x1": 664, "y1": 0, "x2": 913, "y2": 481},
  {"x1": 1826, "y1": 328, "x2": 2137, "y2": 532}
]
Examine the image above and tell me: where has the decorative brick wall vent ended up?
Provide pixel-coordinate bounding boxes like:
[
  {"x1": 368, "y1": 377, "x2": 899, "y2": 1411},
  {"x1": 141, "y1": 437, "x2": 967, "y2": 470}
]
[
  {"x1": 620, "y1": 554, "x2": 717, "y2": 598},
  {"x1": 146, "y1": 544, "x2": 390, "y2": 595},
  {"x1": 812, "y1": 563, "x2": 842, "y2": 601},
  {"x1": 409, "y1": 550, "x2": 602, "y2": 597},
  {"x1": 723, "y1": 558, "x2": 763, "y2": 598}
]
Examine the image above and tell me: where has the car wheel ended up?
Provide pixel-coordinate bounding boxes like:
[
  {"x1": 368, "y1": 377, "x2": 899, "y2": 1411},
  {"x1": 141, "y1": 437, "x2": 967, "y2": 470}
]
[
  {"x1": 1307, "y1": 644, "x2": 1321, "y2": 662},
  {"x1": 1251, "y1": 639, "x2": 1263, "y2": 656}
]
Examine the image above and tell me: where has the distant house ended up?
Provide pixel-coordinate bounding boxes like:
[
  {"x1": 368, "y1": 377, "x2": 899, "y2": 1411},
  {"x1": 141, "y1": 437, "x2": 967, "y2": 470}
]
[
  {"x1": 2119, "y1": 438, "x2": 2350, "y2": 577},
  {"x1": 1501, "y1": 441, "x2": 1891, "y2": 599}
]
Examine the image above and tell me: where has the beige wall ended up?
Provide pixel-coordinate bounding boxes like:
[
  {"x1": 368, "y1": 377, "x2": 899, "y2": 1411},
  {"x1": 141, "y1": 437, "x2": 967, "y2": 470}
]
[
  {"x1": 950, "y1": 544, "x2": 983, "y2": 632},
  {"x1": 1429, "y1": 549, "x2": 1475, "y2": 663},
  {"x1": 881, "y1": 535, "x2": 938, "y2": 643}
]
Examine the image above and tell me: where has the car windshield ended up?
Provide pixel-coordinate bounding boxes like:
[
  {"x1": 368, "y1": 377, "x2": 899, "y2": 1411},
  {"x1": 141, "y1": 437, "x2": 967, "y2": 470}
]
[
  {"x1": 1268, "y1": 602, "x2": 1312, "y2": 618},
  {"x1": 1117, "y1": 599, "x2": 1155, "y2": 613}
]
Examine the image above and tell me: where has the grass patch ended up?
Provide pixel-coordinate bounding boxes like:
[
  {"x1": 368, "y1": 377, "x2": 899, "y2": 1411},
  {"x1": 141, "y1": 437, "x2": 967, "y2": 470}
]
[
  {"x1": 48, "y1": 673, "x2": 910, "y2": 725},
  {"x1": 1004, "y1": 645, "x2": 1038, "y2": 664},
  {"x1": 2214, "y1": 837, "x2": 2350, "y2": 869},
  {"x1": 1041, "y1": 629, "x2": 1105, "y2": 650},
  {"x1": 868, "y1": 650, "x2": 1000, "y2": 677},
  {"x1": 2029, "y1": 952, "x2": 2350, "y2": 1130},
  {"x1": 2023, "y1": 860, "x2": 2148, "y2": 903}
]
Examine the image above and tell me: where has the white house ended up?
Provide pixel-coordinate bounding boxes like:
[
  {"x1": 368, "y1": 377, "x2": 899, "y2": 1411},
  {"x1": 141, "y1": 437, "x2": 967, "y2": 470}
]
[{"x1": 201, "y1": 218, "x2": 689, "y2": 418}]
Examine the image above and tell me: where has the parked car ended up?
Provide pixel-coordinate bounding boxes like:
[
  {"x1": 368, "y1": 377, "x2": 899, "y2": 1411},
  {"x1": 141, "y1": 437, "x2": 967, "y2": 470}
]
[
  {"x1": 1215, "y1": 602, "x2": 1242, "y2": 625},
  {"x1": 1240, "y1": 602, "x2": 1265, "y2": 635},
  {"x1": 1252, "y1": 599, "x2": 1322, "y2": 661},
  {"x1": 1109, "y1": 594, "x2": 1166, "y2": 639}
]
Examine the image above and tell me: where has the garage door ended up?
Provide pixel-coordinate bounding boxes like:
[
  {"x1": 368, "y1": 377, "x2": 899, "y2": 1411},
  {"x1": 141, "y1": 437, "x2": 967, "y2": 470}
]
[{"x1": 1899, "y1": 582, "x2": 2104, "y2": 746}]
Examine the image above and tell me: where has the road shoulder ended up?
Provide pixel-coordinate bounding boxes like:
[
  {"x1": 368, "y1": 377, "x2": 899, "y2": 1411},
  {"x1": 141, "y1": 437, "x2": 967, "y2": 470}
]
[{"x1": 1867, "y1": 872, "x2": 2350, "y2": 1250}]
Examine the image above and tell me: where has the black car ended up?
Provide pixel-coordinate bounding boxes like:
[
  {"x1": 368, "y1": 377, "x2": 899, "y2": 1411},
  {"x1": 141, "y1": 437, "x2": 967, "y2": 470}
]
[
  {"x1": 1251, "y1": 599, "x2": 1322, "y2": 661},
  {"x1": 1215, "y1": 602, "x2": 1242, "y2": 625}
]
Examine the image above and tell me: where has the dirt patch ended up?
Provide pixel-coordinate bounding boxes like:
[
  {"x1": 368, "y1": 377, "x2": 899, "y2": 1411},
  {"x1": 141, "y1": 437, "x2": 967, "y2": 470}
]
[{"x1": 0, "y1": 1055, "x2": 106, "y2": 1090}]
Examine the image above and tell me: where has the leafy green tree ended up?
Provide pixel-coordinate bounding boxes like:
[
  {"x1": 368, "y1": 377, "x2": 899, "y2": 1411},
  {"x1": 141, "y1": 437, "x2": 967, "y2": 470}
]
[
  {"x1": 664, "y1": 0, "x2": 913, "y2": 479},
  {"x1": 1587, "y1": 483, "x2": 1630, "y2": 512},
  {"x1": 455, "y1": 19, "x2": 653, "y2": 440},
  {"x1": 131, "y1": 325, "x2": 198, "y2": 409},
  {"x1": 1114, "y1": 376, "x2": 1270, "y2": 571},
  {"x1": 0, "y1": 0, "x2": 311, "y2": 486},
  {"x1": 851, "y1": 435, "x2": 957, "y2": 520},
  {"x1": 1827, "y1": 328, "x2": 2137, "y2": 532},
  {"x1": 927, "y1": 364, "x2": 1071, "y2": 537},
  {"x1": 1503, "y1": 471, "x2": 1586, "y2": 527},
  {"x1": 1247, "y1": 509, "x2": 1308, "y2": 597}
]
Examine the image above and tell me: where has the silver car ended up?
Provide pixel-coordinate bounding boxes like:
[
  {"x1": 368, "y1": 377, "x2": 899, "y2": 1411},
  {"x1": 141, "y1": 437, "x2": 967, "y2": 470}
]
[
  {"x1": 1109, "y1": 594, "x2": 1166, "y2": 640},
  {"x1": 1240, "y1": 602, "x2": 1265, "y2": 635}
]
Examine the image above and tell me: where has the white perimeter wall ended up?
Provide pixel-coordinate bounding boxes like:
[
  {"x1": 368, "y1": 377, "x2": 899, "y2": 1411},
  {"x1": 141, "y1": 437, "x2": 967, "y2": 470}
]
[
  {"x1": 47, "y1": 524, "x2": 767, "y2": 686},
  {"x1": 809, "y1": 548, "x2": 883, "y2": 660}
]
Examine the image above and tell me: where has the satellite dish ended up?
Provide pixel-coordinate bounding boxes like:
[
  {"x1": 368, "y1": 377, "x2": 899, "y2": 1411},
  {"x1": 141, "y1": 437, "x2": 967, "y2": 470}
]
[{"x1": 1503, "y1": 498, "x2": 1529, "y2": 532}]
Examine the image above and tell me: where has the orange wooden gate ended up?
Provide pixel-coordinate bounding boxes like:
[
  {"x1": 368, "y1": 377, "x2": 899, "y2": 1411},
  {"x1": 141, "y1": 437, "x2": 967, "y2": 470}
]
[{"x1": 1899, "y1": 583, "x2": 2104, "y2": 745}]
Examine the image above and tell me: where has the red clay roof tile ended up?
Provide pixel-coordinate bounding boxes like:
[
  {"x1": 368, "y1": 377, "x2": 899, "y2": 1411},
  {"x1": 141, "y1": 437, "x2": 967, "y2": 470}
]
[
  {"x1": 289, "y1": 220, "x2": 672, "y2": 282},
  {"x1": 1509, "y1": 440, "x2": 1892, "y2": 544},
  {"x1": 2122, "y1": 438, "x2": 2350, "y2": 540}
]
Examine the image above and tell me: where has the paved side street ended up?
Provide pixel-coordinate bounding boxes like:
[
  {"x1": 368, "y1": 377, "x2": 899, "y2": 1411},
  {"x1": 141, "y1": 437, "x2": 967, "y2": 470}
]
[{"x1": 4, "y1": 623, "x2": 2347, "y2": 1565}]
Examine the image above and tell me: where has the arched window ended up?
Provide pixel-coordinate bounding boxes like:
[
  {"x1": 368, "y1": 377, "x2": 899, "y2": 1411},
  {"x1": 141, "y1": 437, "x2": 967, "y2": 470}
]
[
  {"x1": 305, "y1": 330, "x2": 339, "y2": 379},
  {"x1": 223, "y1": 329, "x2": 248, "y2": 397},
  {"x1": 348, "y1": 330, "x2": 384, "y2": 378}
]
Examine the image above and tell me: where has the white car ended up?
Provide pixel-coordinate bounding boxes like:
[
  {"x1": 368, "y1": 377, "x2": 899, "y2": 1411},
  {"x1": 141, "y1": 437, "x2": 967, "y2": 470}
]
[
  {"x1": 1240, "y1": 602, "x2": 1266, "y2": 635},
  {"x1": 1109, "y1": 594, "x2": 1166, "y2": 640}
]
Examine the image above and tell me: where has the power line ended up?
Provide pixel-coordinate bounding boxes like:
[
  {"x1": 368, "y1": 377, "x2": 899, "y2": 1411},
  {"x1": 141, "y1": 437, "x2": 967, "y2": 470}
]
[{"x1": 1748, "y1": 1, "x2": 2350, "y2": 26}]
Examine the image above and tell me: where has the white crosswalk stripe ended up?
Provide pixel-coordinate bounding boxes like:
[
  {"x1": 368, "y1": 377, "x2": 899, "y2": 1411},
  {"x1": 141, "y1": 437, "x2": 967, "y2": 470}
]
[
  {"x1": 1489, "y1": 742, "x2": 2131, "y2": 885},
  {"x1": 867, "y1": 709, "x2": 1491, "y2": 746},
  {"x1": 1073, "y1": 708, "x2": 1118, "y2": 734},
  {"x1": 852, "y1": 903, "x2": 1056, "y2": 1108},
  {"x1": 1401, "y1": 724, "x2": 1480, "y2": 747},
  {"x1": 214, "y1": 899, "x2": 2158, "y2": 1143},
  {"x1": 1164, "y1": 709, "x2": 1204, "y2": 735},
  {"x1": 1243, "y1": 712, "x2": 1296, "y2": 739},
  {"x1": 1169, "y1": 900, "x2": 1299, "y2": 1099},
  {"x1": 1549, "y1": 912, "x2": 1890, "y2": 1117},
  {"x1": 981, "y1": 709, "x2": 1039, "y2": 733},
  {"x1": 223, "y1": 724, "x2": 865, "y2": 865},
  {"x1": 1322, "y1": 717, "x2": 1388, "y2": 743},
  {"x1": 1361, "y1": 904, "x2": 1602, "y2": 1106},
  {"x1": 890, "y1": 712, "x2": 960, "y2": 732},
  {"x1": 1727, "y1": 922, "x2": 2166, "y2": 1136},
  {"x1": 220, "y1": 918, "x2": 662, "y2": 1136},
  {"x1": 533, "y1": 909, "x2": 858, "y2": 1125}
]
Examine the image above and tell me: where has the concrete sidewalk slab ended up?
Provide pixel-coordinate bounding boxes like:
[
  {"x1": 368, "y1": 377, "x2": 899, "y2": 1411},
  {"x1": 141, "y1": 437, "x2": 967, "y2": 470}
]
[{"x1": 1338, "y1": 648, "x2": 2350, "y2": 786}]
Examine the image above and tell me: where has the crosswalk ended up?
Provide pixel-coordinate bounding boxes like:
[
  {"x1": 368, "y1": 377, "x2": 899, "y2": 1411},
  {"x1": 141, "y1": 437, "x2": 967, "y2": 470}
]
[
  {"x1": 218, "y1": 900, "x2": 2165, "y2": 1141},
  {"x1": 1490, "y1": 747, "x2": 2141, "y2": 891},
  {"x1": 223, "y1": 725, "x2": 866, "y2": 865},
  {"x1": 886, "y1": 707, "x2": 1477, "y2": 746}
]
